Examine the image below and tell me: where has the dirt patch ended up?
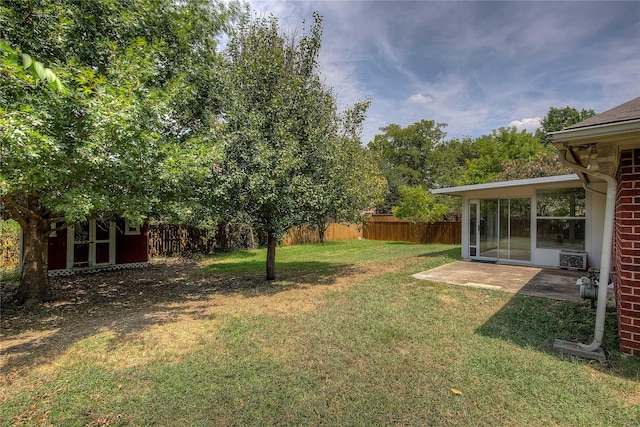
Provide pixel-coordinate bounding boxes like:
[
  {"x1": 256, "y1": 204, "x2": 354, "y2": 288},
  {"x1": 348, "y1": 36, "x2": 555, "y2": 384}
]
[{"x1": 1, "y1": 257, "x2": 402, "y2": 383}]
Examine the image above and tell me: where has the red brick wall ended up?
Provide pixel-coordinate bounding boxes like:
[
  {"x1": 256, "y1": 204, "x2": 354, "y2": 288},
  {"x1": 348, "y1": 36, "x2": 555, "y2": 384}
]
[{"x1": 614, "y1": 148, "x2": 640, "y2": 356}]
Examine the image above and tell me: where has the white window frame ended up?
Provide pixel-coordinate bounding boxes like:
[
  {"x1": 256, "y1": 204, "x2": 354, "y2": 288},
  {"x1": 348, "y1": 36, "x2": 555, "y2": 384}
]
[
  {"x1": 535, "y1": 188, "x2": 586, "y2": 250},
  {"x1": 124, "y1": 219, "x2": 141, "y2": 235}
]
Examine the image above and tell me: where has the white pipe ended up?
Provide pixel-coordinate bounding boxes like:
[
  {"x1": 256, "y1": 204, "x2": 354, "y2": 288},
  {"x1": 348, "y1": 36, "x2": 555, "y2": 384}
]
[
  {"x1": 583, "y1": 183, "x2": 606, "y2": 196},
  {"x1": 560, "y1": 149, "x2": 616, "y2": 352}
]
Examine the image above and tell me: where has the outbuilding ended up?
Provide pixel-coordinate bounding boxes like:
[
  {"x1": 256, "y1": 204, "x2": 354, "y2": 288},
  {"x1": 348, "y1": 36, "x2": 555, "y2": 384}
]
[
  {"x1": 431, "y1": 174, "x2": 606, "y2": 271},
  {"x1": 46, "y1": 218, "x2": 148, "y2": 276}
]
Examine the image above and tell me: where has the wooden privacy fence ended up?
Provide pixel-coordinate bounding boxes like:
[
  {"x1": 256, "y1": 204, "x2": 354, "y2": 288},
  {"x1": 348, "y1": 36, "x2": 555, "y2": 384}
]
[
  {"x1": 281, "y1": 223, "x2": 363, "y2": 245},
  {"x1": 148, "y1": 224, "x2": 216, "y2": 257},
  {"x1": 148, "y1": 218, "x2": 460, "y2": 256},
  {"x1": 283, "y1": 218, "x2": 460, "y2": 245},
  {"x1": 363, "y1": 216, "x2": 461, "y2": 245}
]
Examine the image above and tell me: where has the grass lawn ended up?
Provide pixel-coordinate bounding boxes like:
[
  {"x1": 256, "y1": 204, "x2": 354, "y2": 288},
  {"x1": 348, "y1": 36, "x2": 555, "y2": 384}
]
[{"x1": 1, "y1": 240, "x2": 639, "y2": 426}]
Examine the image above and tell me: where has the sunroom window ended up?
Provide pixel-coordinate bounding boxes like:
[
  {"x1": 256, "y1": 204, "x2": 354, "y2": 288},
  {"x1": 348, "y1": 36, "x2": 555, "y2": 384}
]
[{"x1": 536, "y1": 188, "x2": 585, "y2": 250}]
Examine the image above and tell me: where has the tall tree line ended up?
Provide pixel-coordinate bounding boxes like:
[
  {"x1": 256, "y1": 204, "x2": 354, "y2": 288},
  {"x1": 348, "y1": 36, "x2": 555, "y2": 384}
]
[{"x1": 368, "y1": 107, "x2": 595, "y2": 217}]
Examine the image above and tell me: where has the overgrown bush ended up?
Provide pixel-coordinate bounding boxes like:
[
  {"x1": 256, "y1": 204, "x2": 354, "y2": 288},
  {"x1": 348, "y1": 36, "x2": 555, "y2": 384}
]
[{"x1": 1, "y1": 220, "x2": 20, "y2": 270}]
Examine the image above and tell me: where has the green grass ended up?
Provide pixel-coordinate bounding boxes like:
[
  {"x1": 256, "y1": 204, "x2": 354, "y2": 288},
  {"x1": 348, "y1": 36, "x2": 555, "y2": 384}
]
[
  {"x1": 203, "y1": 240, "x2": 458, "y2": 275},
  {"x1": 2, "y1": 240, "x2": 639, "y2": 426}
]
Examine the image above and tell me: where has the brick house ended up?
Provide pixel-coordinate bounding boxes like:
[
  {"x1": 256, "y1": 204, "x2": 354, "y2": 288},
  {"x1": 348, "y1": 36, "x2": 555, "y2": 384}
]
[{"x1": 551, "y1": 96, "x2": 640, "y2": 356}]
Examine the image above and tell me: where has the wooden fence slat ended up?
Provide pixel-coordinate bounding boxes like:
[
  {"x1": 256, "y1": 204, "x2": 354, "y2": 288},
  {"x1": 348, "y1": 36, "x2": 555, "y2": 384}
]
[
  {"x1": 148, "y1": 224, "x2": 217, "y2": 257},
  {"x1": 362, "y1": 220, "x2": 461, "y2": 245},
  {"x1": 281, "y1": 223, "x2": 362, "y2": 246}
]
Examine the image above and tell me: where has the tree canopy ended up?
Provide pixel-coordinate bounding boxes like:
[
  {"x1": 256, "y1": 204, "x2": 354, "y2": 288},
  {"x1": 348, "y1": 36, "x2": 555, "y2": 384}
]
[
  {"x1": 215, "y1": 13, "x2": 384, "y2": 279},
  {"x1": 1, "y1": 0, "x2": 234, "y2": 303},
  {"x1": 459, "y1": 126, "x2": 543, "y2": 185},
  {"x1": 368, "y1": 110, "x2": 594, "y2": 220},
  {"x1": 368, "y1": 120, "x2": 448, "y2": 212},
  {"x1": 536, "y1": 106, "x2": 596, "y2": 145}
]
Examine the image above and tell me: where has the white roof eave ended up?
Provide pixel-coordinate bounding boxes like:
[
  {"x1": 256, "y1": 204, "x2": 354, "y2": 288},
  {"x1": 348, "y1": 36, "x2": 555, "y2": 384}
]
[{"x1": 431, "y1": 174, "x2": 581, "y2": 197}]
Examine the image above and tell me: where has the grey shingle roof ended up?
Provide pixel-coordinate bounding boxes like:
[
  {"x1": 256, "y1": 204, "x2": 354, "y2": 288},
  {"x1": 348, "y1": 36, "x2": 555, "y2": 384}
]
[{"x1": 566, "y1": 97, "x2": 640, "y2": 130}]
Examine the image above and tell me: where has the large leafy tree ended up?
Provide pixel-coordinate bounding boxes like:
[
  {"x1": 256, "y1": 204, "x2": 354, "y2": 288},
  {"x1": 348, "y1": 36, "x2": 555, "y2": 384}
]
[
  {"x1": 459, "y1": 127, "x2": 542, "y2": 185},
  {"x1": 392, "y1": 185, "x2": 449, "y2": 241},
  {"x1": 463, "y1": 107, "x2": 595, "y2": 183},
  {"x1": 218, "y1": 13, "x2": 323, "y2": 280},
  {"x1": 302, "y1": 99, "x2": 386, "y2": 242},
  {"x1": 430, "y1": 136, "x2": 479, "y2": 188},
  {"x1": 0, "y1": 0, "x2": 232, "y2": 304},
  {"x1": 368, "y1": 120, "x2": 448, "y2": 212},
  {"x1": 494, "y1": 151, "x2": 572, "y2": 181},
  {"x1": 218, "y1": 13, "x2": 374, "y2": 279}
]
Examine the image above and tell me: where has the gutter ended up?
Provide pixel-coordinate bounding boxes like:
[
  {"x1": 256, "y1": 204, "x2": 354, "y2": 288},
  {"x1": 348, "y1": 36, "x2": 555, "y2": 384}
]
[
  {"x1": 550, "y1": 119, "x2": 640, "y2": 145},
  {"x1": 555, "y1": 146, "x2": 617, "y2": 357}
]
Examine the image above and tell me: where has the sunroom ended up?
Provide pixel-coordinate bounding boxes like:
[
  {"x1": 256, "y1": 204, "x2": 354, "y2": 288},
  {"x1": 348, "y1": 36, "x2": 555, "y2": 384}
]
[{"x1": 432, "y1": 174, "x2": 606, "y2": 270}]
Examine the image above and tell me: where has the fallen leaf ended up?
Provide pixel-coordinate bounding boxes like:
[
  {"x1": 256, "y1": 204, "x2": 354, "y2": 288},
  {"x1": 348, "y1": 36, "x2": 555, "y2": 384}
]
[{"x1": 451, "y1": 388, "x2": 463, "y2": 395}]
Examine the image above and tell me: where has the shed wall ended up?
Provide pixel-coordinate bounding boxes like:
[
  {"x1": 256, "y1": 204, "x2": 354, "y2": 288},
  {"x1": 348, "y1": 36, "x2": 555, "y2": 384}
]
[
  {"x1": 116, "y1": 222, "x2": 148, "y2": 264},
  {"x1": 46, "y1": 220, "x2": 148, "y2": 273},
  {"x1": 48, "y1": 228, "x2": 67, "y2": 270}
]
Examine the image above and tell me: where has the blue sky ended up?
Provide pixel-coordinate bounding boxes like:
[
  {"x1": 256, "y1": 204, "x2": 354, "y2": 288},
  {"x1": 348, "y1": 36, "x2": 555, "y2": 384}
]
[{"x1": 248, "y1": 0, "x2": 639, "y2": 144}]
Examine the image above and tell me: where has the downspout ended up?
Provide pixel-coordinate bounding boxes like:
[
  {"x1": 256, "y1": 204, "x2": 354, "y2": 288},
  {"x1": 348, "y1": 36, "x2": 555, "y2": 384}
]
[{"x1": 559, "y1": 147, "x2": 616, "y2": 352}]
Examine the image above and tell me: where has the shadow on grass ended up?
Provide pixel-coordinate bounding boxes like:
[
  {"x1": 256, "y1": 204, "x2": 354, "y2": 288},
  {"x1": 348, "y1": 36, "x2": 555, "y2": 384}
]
[
  {"x1": 212, "y1": 249, "x2": 261, "y2": 259},
  {"x1": 416, "y1": 246, "x2": 460, "y2": 260},
  {"x1": 203, "y1": 258, "x2": 350, "y2": 277},
  {"x1": 0, "y1": 258, "x2": 352, "y2": 379},
  {"x1": 474, "y1": 295, "x2": 639, "y2": 378}
]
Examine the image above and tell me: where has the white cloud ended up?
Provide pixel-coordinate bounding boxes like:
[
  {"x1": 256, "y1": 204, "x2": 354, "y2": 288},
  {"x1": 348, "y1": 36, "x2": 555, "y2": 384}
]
[
  {"x1": 406, "y1": 93, "x2": 434, "y2": 105},
  {"x1": 509, "y1": 118, "x2": 542, "y2": 134},
  {"x1": 244, "y1": 0, "x2": 639, "y2": 144}
]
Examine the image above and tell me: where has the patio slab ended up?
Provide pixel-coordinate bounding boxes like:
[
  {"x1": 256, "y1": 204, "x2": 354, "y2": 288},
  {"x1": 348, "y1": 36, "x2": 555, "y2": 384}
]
[{"x1": 413, "y1": 261, "x2": 585, "y2": 301}]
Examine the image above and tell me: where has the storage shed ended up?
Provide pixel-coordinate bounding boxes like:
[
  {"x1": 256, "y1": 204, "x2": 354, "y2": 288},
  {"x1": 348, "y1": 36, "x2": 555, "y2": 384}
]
[{"x1": 47, "y1": 218, "x2": 148, "y2": 275}]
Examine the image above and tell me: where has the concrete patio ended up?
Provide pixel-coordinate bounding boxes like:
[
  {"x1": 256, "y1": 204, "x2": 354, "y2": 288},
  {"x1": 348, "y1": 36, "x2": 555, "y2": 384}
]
[{"x1": 413, "y1": 261, "x2": 585, "y2": 301}]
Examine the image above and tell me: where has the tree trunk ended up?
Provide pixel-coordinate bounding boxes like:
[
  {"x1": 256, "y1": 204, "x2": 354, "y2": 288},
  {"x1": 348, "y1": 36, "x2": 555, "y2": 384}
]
[
  {"x1": 318, "y1": 227, "x2": 325, "y2": 244},
  {"x1": 17, "y1": 217, "x2": 51, "y2": 305},
  {"x1": 266, "y1": 232, "x2": 277, "y2": 281}
]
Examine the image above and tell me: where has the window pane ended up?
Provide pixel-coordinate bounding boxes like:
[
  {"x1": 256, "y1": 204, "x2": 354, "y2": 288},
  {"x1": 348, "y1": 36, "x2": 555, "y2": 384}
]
[
  {"x1": 536, "y1": 219, "x2": 585, "y2": 250},
  {"x1": 508, "y1": 198, "x2": 531, "y2": 261},
  {"x1": 536, "y1": 188, "x2": 585, "y2": 217},
  {"x1": 480, "y1": 199, "x2": 499, "y2": 257},
  {"x1": 95, "y1": 220, "x2": 110, "y2": 240}
]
